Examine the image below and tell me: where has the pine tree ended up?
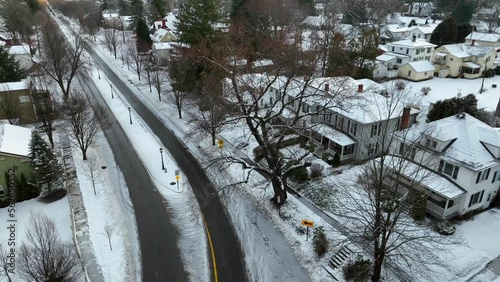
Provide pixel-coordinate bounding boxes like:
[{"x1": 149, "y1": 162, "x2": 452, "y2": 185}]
[
  {"x1": 427, "y1": 94, "x2": 479, "y2": 122},
  {"x1": 177, "y1": 0, "x2": 226, "y2": 46},
  {"x1": 0, "y1": 46, "x2": 26, "y2": 82},
  {"x1": 29, "y1": 132, "x2": 63, "y2": 196},
  {"x1": 118, "y1": 0, "x2": 129, "y2": 15},
  {"x1": 150, "y1": 0, "x2": 168, "y2": 19},
  {"x1": 136, "y1": 17, "x2": 153, "y2": 52},
  {"x1": 451, "y1": 0, "x2": 475, "y2": 24},
  {"x1": 430, "y1": 17, "x2": 458, "y2": 46},
  {"x1": 129, "y1": 0, "x2": 144, "y2": 28}
]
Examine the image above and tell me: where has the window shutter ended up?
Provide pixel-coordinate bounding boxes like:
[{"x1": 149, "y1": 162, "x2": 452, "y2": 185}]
[
  {"x1": 493, "y1": 171, "x2": 497, "y2": 184},
  {"x1": 469, "y1": 196, "x2": 473, "y2": 207},
  {"x1": 486, "y1": 168, "x2": 491, "y2": 179},
  {"x1": 479, "y1": 190, "x2": 484, "y2": 203},
  {"x1": 476, "y1": 172, "x2": 481, "y2": 184}
]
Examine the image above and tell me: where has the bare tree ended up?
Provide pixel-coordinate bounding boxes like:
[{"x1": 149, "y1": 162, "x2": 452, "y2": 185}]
[
  {"x1": 150, "y1": 66, "x2": 168, "y2": 101},
  {"x1": 0, "y1": 90, "x2": 21, "y2": 124},
  {"x1": 125, "y1": 38, "x2": 144, "y2": 80},
  {"x1": 0, "y1": 0, "x2": 34, "y2": 45},
  {"x1": 62, "y1": 91, "x2": 108, "y2": 160},
  {"x1": 81, "y1": 153, "x2": 104, "y2": 195},
  {"x1": 103, "y1": 26, "x2": 120, "y2": 59},
  {"x1": 332, "y1": 82, "x2": 457, "y2": 281},
  {"x1": 38, "y1": 15, "x2": 86, "y2": 98},
  {"x1": 30, "y1": 76, "x2": 59, "y2": 147},
  {"x1": 18, "y1": 213, "x2": 82, "y2": 282},
  {"x1": 168, "y1": 58, "x2": 190, "y2": 119},
  {"x1": 103, "y1": 224, "x2": 115, "y2": 251},
  {"x1": 0, "y1": 244, "x2": 13, "y2": 282}
]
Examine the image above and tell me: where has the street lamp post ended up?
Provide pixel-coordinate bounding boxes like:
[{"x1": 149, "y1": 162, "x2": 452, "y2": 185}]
[
  {"x1": 128, "y1": 107, "x2": 132, "y2": 124},
  {"x1": 97, "y1": 67, "x2": 101, "y2": 79},
  {"x1": 159, "y1": 148, "x2": 165, "y2": 170},
  {"x1": 480, "y1": 57, "x2": 491, "y2": 94},
  {"x1": 110, "y1": 84, "x2": 114, "y2": 99}
]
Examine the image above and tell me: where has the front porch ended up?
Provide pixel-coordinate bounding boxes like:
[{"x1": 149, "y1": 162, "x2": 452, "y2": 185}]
[
  {"x1": 462, "y1": 62, "x2": 482, "y2": 79},
  {"x1": 309, "y1": 124, "x2": 357, "y2": 162}
]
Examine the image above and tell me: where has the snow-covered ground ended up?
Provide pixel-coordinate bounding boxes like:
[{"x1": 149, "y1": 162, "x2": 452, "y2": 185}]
[
  {"x1": 0, "y1": 197, "x2": 73, "y2": 282},
  {"x1": 384, "y1": 76, "x2": 500, "y2": 112}
]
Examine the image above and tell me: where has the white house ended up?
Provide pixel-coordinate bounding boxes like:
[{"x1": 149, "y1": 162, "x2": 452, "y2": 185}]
[
  {"x1": 381, "y1": 25, "x2": 410, "y2": 43},
  {"x1": 408, "y1": 25, "x2": 437, "y2": 42},
  {"x1": 385, "y1": 37, "x2": 437, "y2": 68},
  {"x1": 464, "y1": 32, "x2": 500, "y2": 49},
  {"x1": 392, "y1": 113, "x2": 500, "y2": 219},
  {"x1": 388, "y1": 14, "x2": 435, "y2": 27},
  {"x1": 374, "y1": 53, "x2": 398, "y2": 80}
]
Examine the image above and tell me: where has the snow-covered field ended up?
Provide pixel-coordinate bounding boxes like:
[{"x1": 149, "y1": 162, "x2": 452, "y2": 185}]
[{"x1": 0, "y1": 197, "x2": 73, "y2": 282}]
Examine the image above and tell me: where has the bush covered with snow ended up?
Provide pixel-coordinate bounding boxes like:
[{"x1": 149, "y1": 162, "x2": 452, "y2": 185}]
[
  {"x1": 343, "y1": 255, "x2": 372, "y2": 282},
  {"x1": 435, "y1": 219, "x2": 456, "y2": 236}
]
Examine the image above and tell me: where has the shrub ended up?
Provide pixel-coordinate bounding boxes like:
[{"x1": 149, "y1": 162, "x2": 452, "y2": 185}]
[
  {"x1": 332, "y1": 153, "x2": 341, "y2": 166},
  {"x1": 313, "y1": 226, "x2": 328, "y2": 258},
  {"x1": 307, "y1": 143, "x2": 317, "y2": 153},
  {"x1": 421, "y1": 86, "x2": 431, "y2": 95},
  {"x1": 484, "y1": 69, "x2": 495, "y2": 78},
  {"x1": 322, "y1": 152, "x2": 334, "y2": 165},
  {"x1": 396, "y1": 81, "x2": 406, "y2": 90},
  {"x1": 435, "y1": 219, "x2": 455, "y2": 235},
  {"x1": 411, "y1": 190, "x2": 427, "y2": 222},
  {"x1": 495, "y1": 66, "x2": 500, "y2": 76},
  {"x1": 309, "y1": 163, "x2": 324, "y2": 178},
  {"x1": 290, "y1": 167, "x2": 309, "y2": 183},
  {"x1": 343, "y1": 255, "x2": 372, "y2": 282}
]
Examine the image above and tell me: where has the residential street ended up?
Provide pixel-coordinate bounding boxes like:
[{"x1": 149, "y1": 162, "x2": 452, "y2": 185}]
[{"x1": 83, "y1": 48, "x2": 246, "y2": 282}]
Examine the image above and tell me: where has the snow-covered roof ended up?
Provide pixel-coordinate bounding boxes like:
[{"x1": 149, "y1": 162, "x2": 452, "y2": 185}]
[
  {"x1": 0, "y1": 81, "x2": 29, "y2": 92},
  {"x1": 252, "y1": 59, "x2": 274, "y2": 68},
  {"x1": 406, "y1": 61, "x2": 435, "y2": 72},
  {"x1": 404, "y1": 113, "x2": 500, "y2": 171},
  {"x1": 382, "y1": 156, "x2": 465, "y2": 198},
  {"x1": 311, "y1": 124, "x2": 356, "y2": 146},
  {"x1": 441, "y1": 44, "x2": 494, "y2": 58},
  {"x1": 152, "y1": 42, "x2": 174, "y2": 50},
  {"x1": 388, "y1": 38, "x2": 436, "y2": 48},
  {"x1": 409, "y1": 25, "x2": 436, "y2": 34},
  {"x1": 151, "y1": 13, "x2": 178, "y2": 33},
  {"x1": 435, "y1": 52, "x2": 447, "y2": 57},
  {"x1": 301, "y1": 15, "x2": 329, "y2": 27},
  {"x1": 466, "y1": 32, "x2": 500, "y2": 43},
  {"x1": 462, "y1": 61, "x2": 481, "y2": 69},
  {"x1": 355, "y1": 78, "x2": 386, "y2": 92},
  {"x1": 151, "y1": 29, "x2": 177, "y2": 43},
  {"x1": 8, "y1": 44, "x2": 30, "y2": 55},
  {"x1": 0, "y1": 124, "x2": 32, "y2": 157}
]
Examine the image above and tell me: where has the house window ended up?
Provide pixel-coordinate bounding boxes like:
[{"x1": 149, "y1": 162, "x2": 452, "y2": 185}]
[
  {"x1": 397, "y1": 58, "x2": 402, "y2": 64},
  {"x1": 450, "y1": 57, "x2": 454, "y2": 61},
  {"x1": 468, "y1": 190, "x2": 484, "y2": 207},
  {"x1": 392, "y1": 47, "x2": 395, "y2": 52},
  {"x1": 416, "y1": 49, "x2": 420, "y2": 55},
  {"x1": 368, "y1": 142, "x2": 378, "y2": 156},
  {"x1": 406, "y1": 49, "x2": 409, "y2": 54},
  {"x1": 487, "y1": 193, "x2": 492, "y2": 202},
  {"x1": 370, "y1": 124, "x2": 380, "y2": 137},
  {"x1": 427, "y1": 47, "x2": 431, "y2": 53},
  {"x1": 407, "y1": 70, "x2": 412, "y2": 76},
  {"x1": 425, "y1": 138, "x2": 437, "y2": 149},
  {"x1": 439, "y1": 160, "x2": 459, "y2": 179},
  {"x1": 302, "y1": 103, "x2": 309, "y2": 113},
  {"x1": 476, "y1": 168, "x2": 491, "y2": 183},
  {"x1": 335, "y1": 116, "x2": 344, "y2": 129},
  {"x1": 424, "y1": 72, "x2": 427, "y2": 75},
  {"x1": 492, "y1": 171, "x2": 500, "y2": 183},
  {"x1": 348, "y1": 121, "x2": 357, "y2": 135}
]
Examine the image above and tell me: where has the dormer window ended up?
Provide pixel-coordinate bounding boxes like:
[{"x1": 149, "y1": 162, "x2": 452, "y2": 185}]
[
  {"x1": 439, "y1": 160, "x2": 459, "y2": 179},
  {"x1": 425, "y1": 138, "x2": 437, "y2": 149}
]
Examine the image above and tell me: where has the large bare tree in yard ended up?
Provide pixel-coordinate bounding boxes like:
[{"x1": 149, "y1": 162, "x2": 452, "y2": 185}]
[
  {"x1": 202, "y1": 20, "x2": 356, "y2": 205},
  {"x1": 168, "y1": 57, "x2": 193, "y2": 119},
  {"x1": 125, "y1": 37, "x2": 144, "y2": 81},
  {"x1": 30, "y1": 76, "x2": 59, "y2": 147},
  {"x1": 18, "y1": 213, "x2": 82, "y2": 282},
  {"x1": 332, "y1": 82, "x2": 457, "y2": 281},
  {"x1": 39, "y1": 15, "x2": 86, "y2": 98},
  {"x1": 0, "y1": 90, "x2": 21, "y2": 124},
  {"x1": 103, "y1": 26, "x2": 120, "y2": 59},
  {"x1": 0, "y1": 244, "x2": 12, "y2": 282},
  {"x1": 62, "y1": 91, "x2": 108, "y2": 160}
]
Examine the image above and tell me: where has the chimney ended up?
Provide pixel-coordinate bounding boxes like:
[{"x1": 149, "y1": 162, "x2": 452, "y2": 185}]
[
  {"x1": 358, "y1": 84, "x2": 364, "y2": 93},
  {"x1": 471, "y1": 40, "x2": 475, "y2": 46},
  {"x1": 161, "y1": 19, "x2": 167, "y2": 29},
  {"x1": 324, "y1": 83, "x2": 329, "y2": 92},
  {"x1": 400, "y1": 106, "x2": 411, "y2": 130},
  {"x1": 412, "y1": 35, "x2": 416, "y2": 42}
]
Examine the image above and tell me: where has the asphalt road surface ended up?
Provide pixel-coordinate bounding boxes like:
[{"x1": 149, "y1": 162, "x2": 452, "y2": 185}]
[
  {"x1": 85, "y1": 48, "x2": 246, "y2": 282},
  {"x1": 78, "y1": 73, "x2": 189, "y2": 281}
]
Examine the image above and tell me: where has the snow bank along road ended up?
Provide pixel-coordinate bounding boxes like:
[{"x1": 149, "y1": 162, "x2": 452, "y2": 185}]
[{"x1": 84, "y1": 48, "x2": 246, "y2": 281}]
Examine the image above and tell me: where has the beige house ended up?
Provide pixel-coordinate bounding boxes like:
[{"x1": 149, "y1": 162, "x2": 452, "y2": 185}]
[
  {"x1": 398, "y1": 61, "x2": 435, "y2": 81},
  {"x1": 433, "y1": 43, "x2": 496, "y2": 79},
  {"x1": 0, "y1": 81, "x2": 36, "y2": 124},
  {"x1": 465, "y1": 32, "x2": 500, "y2": 49}
]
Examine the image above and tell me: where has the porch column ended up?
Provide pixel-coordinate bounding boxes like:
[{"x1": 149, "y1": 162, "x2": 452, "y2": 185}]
[
  {"x1": 341, "y1": 146, "x2": 344, "y2": 157},
  {"x1": 443, "y1": 198, "x2": 449, "y2": 217}
]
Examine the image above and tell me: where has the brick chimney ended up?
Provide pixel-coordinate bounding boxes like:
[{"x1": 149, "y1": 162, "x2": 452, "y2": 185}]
[
  {"x1": 358, "y1": 84, "x2": 364, "y2": 92},
  {"x1": 324, "y1": 83, "x2": 329, "y2": 92},
  {"x1": 471, "y1": 39, "x2": 475, "y2": 46},
  {"x1": 400, "y1": 106, "x2": 411, "y2": 130},
  {"x1": 161, "y1": 19, "x2": 167, "y2": 29}
]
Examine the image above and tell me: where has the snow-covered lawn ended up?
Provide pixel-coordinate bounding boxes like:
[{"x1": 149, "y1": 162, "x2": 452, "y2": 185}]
[
  {"x1": 0, "y1": 197, "x2": 73, "y2": 282},
  {"x1": 384, "y1": 76, "x2": 500, "y2": 112}
]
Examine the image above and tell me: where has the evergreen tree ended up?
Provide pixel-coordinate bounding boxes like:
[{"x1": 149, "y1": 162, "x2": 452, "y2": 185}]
[
  {"x1": 136, "y1": 17, "x2": 153, "y2": 52},
  {"x1": 451, "y1": 0, "x2": 475, "y2": 24},
  {"x1": 456, "y1": 23, "x2": 474, "y2": 43},
  {"x1": 150, "y1": 0, "x2": 168, "y2": 19},
  {"x1": 427, "y1": 94, "x2": 479, "y2": 122},
  {"x1": 231, "y1": 0, "x2": 246, "y2": 16},
  {"x1": 118, "y1": 0, "x2": 129, "y2": 15},
  {"x1": 29, "y1": 131, "x2": 63, "y2": 195},
  {"x1": 177, "y1": 0, "x2": 226, "y2": 46},
  {"x1": 430, "y1": 17, "x2": 458, "y2": 46},
  {"x1": 0, "y1": 46, "x2": 26, "y2": 82},
  {"x1": 129, "y1": 0, "x2": 144, "y2": 28}
]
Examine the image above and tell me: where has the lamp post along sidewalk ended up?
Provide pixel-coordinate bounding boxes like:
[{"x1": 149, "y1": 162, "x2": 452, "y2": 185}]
[{"x1": 159, "y1": 148, "x2": 165, "y2": 170}]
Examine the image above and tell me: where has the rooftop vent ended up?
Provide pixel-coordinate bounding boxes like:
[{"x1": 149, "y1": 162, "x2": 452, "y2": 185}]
[{"x1": 456, "y1": 113, "x2": 465, "y2": 119}]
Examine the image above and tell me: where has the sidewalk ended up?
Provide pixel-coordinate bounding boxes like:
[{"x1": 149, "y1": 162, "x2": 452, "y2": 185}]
[{"x1": 58, "y1": 135, "x2": 105, "y2": 282}]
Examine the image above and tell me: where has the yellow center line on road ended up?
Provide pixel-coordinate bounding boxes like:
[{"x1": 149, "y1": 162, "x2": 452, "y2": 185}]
[{"x1": 203, "y1": 214, "x2": 218, "y2": 282}]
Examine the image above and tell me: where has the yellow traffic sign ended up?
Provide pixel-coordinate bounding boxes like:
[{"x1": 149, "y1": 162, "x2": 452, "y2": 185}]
[
  {"x1": 217, "y1": 139, "x2": 224, "y2": 145},
  {"x1": 218, "y1": 144, "x2": 223, "y2": 149},
  {"x1": 301, "y1": 220, "x2": 314, "y2": 228},
  {"x1": 175, "y1": 175, "x2": 180, "y2": 181}
]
